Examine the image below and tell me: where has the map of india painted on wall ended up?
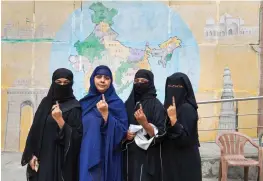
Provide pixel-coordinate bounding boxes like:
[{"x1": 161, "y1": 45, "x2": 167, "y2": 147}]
[{"x1": 50, "y1": 2, "x2": 200, "y2": 101}]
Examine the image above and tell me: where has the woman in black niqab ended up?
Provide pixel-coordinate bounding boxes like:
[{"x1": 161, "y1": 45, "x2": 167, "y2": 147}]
[
  {"x1": 162, "y1": 72, "x2": 202, "y2": 181},
  {"x1": 123, "y1": 69, "x2": 166, "y2": 181},
  {"x1": 21, "y1": 68, "x2": 83, "y2": 181}
]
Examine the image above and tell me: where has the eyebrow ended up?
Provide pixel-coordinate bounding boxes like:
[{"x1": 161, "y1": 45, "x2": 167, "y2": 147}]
[
  {"x1": 167, "y1": 84, "x2": 183, "y2": 87},
  {"x1": 135, "y1": 78, "x2": 148, "y2": 80},
  {"x1": 56, "y1": 80, "x2": 70, "y2": 82}
]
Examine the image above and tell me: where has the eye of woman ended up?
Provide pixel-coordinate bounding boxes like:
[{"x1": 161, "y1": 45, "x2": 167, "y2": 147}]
[
  {"x1": 55, "y1": 80, "x2": 70, "y2": 85},
  {"x1": 168, "y1": 84, "x2": 184, "y2": 88},
  {"x1": 134, "y1": 78, "x2": 149, "y2": 84},
  {"x1": 95, "y1": 75, "x2": 102, "y2": 79},
  {"x1": 104, "y1": 76, "x2": 110, "y2": 80}
]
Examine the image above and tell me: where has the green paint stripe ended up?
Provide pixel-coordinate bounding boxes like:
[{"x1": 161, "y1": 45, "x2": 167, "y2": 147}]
[{"x1": 1, "y1": 38, "x2": 55, "y2": 43}]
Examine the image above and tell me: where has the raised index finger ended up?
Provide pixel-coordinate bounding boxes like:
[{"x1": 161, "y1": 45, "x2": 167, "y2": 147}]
[
  {"x1": 56, "y1": 101, "x2": 61, "y2": 109},
  {"x1": 172, "y1": 96, "x2": 176, "y2": 107},
  {"x1": 102, "y1": 94, "x2": 106, "y2": 102},
  {"x1": 51, "y1": 105, "x2": 56, "y2": 111},
  {"x1": 56, "y1": 101, "x2": 60, "y2": 107}
]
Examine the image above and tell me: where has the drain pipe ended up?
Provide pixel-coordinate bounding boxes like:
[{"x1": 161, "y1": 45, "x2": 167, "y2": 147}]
[{"x1": 258, "y1": 1, "x2": 263, "y2": 136}]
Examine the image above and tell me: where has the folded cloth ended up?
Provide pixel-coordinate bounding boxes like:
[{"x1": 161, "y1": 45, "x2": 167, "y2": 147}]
[{"x1": 128, "y1": 124, "x2": 158, "y2": 150}]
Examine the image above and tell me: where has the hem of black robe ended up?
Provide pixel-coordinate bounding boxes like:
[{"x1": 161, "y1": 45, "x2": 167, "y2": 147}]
[
  {"x1": 59, "y1": 123, "x2": 72, "y2": 163},
  {"x1": 21, "y1": 137, "x2": 35, "y2": 166},
  {"x1": 26, "y1": 164, "x2": 38, "y2": 181},
  {"x1": 21, "y1": 152, "x2": 33, "y2": 166}
]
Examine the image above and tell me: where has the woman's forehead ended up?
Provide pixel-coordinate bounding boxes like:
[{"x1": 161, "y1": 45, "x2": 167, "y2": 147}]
[
  {"x1": 134, "y1": 77, "x2": 149, "y2": 80},
  {"x1": 95, "y1": 68, "x2": 111, "y2": 77},
  {"x1": 55, "y1": 78, "x2": 69, "y2": 81},
  {"x1": 135, "y1": 70, "x2": 153, "y2": 79},
  {"x1": 168, "y1": 76, "x2": 184, "y2": 84}
]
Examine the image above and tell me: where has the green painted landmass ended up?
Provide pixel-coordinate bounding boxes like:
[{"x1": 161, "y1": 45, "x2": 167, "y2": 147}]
[
  {"x1": 74, "y1": 33, "x2": 105, "y2": 63},
  {"x1": 89, "y1": 2, "x2": 118, "y2": 26},
  {"x1": 1, "y1": 38, "x2": 54, "y2": 43},
  {"x1": 165, "y1": 53, "x2": 173, "y2": 62},
  {"x1": 115, "y1": 62, "x2": 133, "y2": 85}
]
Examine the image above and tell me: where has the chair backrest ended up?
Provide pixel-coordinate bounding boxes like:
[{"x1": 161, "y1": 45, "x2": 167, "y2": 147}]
[{"x1": 216, "y1": 132, "x2": 250, "y2": 156}]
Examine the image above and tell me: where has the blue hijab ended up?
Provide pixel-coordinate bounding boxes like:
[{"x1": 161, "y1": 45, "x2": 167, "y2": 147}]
[
  {"x1": 79, "y1": 65, "x2": 128, "y2": 181},
  {"x1": 80, "y1": 65, "x2": 119, "y2": 115}
]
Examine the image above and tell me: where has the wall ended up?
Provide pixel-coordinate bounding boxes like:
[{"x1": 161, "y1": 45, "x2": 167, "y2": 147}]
[{"x1": 1, "y1": 1, "x2": 260, "y2": 152}]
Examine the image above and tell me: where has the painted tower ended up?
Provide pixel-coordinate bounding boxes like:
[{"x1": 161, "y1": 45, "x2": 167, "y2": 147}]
[{"x1": 218, "y1": 67, "x2": 236, "y2": 134}]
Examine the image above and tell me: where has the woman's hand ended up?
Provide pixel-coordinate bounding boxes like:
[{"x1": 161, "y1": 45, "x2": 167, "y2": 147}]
[
  {"x1": 126, "y1": 131, "x2": 135, "y2": 140},
  {"x1": 29, "y1": 155, "x2": 38, "y2": 171},
  {"x1": 167, "y1": 96, "x2": 177, "y2": 126},
  {"x1": 97, "y1": 94, "x2": 109, "y2": 122}
]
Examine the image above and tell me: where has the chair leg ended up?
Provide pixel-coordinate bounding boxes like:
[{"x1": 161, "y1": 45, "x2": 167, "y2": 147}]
[
  {"x1": 218, "y1": 161, "x2": 222, "y2": 181},
  {"x1": 258, "y1": 166, "x2": 259, "y2": 181},
  {"x1": 258, "y1": 166, "x2": 263, "y2": 181},
  {"x1": 221, "y1": 161, "x2": 228, "y2": 181},
  {"x1": 244, "y1": 166, "x2": 249, "y2": 181}
]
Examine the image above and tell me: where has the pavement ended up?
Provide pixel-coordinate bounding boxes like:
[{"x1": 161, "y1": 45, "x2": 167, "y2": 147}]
[{"x1": 1, "y1": 141, "x2": 260, "y2": 181}]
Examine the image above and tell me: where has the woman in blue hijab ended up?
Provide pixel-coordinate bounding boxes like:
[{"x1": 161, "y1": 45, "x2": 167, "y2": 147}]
[{"x1": 79, "y1": 65, "x2": 128, "y2": 181}]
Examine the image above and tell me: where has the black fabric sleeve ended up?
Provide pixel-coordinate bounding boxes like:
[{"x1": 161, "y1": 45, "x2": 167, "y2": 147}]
[
  {"x1": 57, "y1": 108, "x2": 83, "y2": 161},
  {"x1": 166, "y1": 103, "x2": 198, "y2": 148},
  {"x1": 151, "y1": 100, "x2": 167, "y2": 145}
]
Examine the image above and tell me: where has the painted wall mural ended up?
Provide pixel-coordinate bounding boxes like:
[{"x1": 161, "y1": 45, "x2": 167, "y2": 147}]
[
  {"x1": 204, "y1": 13, "x2": 259, "y2": 40},
  {"x1": 1, "y1": 1, "x2": 261, "y2": 152},
  {"x1": 50, "y1": 2, "x2": 200, "y2": 102}
]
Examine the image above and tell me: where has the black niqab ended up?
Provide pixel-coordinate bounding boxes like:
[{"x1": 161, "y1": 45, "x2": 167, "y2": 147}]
[
  {"x1": 21, "y1": 68, "x2": 77, "y2": 165},
  {"x1": 125, "y1": 69, "x2": 157, "y2": 125},
  {"x1": 164, "y1": 72, "x2": 198, "y2": 110},
  {"x1": 162, "y1": 72, "x2": 201, "y2": 181},
  {"x1": 123, "y1": 69, "x2": 166, "y2": 181},
  {"x1": 52, "y1": 68, "x2": 75, "y2": 102}
]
